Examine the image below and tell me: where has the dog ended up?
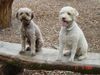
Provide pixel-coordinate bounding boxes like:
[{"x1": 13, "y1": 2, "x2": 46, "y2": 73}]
[
  {"x1": 58, "y1": 6, "x2": 88, "y2": 61},
  {"x1": 16, "y1": 7, "x2": 44, "y2": 56}
]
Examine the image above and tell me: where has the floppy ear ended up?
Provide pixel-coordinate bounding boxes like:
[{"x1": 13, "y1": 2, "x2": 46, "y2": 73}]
[
  {"x1": 73, "y1": 8, "x2": 79, "y2": 16},
  {"x1": 31, "y1": 12, "x2": 34, "y2": 19},
  {"x1": 16, "y1": 12, "x2": 19, "y2": 19}
]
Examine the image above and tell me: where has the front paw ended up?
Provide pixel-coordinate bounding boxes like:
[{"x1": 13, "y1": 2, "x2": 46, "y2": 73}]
[
  {"x1": 56, "y1": 55, "x2": 62, "y2": 61},
  {"x1": 26, "y1": 47, "x2": 31, "y2": 51},
  {"x1": 78, "y1": 55, "x2": 87, "y2": 61},
  {"x1": 36, "y1": 48, "x2": 42, "y2": 52},
  {"x1": 56, "y1": 59, "x2": 62, "y2": 62},
  {"x1": 30, "y1": 51, "x2": 36, "y2": 56},
  {"x1": 30, "y1": 53, "x2": 35, "y2": 56},
  {"x1": 63, "y1": 51, "x2": 71, "y2": 56},
  {"x1": 19, "y1": 51, "x2": 25, "y2": 54},
  {"x1": 68, "y1": 58, "x2": 74, "y2": 62}
]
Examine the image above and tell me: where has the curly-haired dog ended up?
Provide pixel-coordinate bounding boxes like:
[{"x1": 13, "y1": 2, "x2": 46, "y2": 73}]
[
  {"x1": 58, "y1": 6, "x2": 88, "y2": 61},
  {"x1": 16, "y1": 7, "x2": 44, "y2": 56}
]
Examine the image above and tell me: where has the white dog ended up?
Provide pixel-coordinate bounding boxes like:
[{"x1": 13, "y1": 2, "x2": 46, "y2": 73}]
[
  {"x1": 58, "y1": 6, "x2": 88, "y2": 61},
  {"x1": 16, "y1": 7, "x2": 44, "y2": 56}
]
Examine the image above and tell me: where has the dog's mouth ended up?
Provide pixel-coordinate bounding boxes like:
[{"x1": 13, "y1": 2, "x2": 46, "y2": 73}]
[
  {"x1": 21, "y1": 18, "x2": 29, "y2": 22},
  {"x1": 61, "y1": 20, "x2": 69, "y2": 27},
  {"x1": 61, "y1": 18, "x2": 72, "y2": 28},
  {"x1": 21, "y1": 18, "x2": 31, "y2": 26}
]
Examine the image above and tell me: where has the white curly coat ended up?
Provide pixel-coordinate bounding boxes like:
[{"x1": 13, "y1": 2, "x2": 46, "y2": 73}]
[{"x1": 58, "y1": 6, "x2": 88, "y2": 61}]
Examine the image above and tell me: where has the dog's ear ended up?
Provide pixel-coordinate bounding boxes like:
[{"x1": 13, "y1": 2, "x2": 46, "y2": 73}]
[
  {"x1": 16, "y1": 12, "x2": 19, "y2": 19},
  {"x1": 31, "y1": 12, "x2": 34, "y2": 19},
  {"x1": 73, "y1": 8, "x2": 79, "y2": 16}
]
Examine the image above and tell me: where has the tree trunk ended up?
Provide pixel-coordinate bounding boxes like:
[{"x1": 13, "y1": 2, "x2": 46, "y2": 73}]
[{"x1": 0, "y1": 0, "x2": 14, "y2": 29}]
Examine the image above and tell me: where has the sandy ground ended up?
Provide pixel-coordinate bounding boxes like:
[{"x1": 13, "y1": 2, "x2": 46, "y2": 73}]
[{"x1": 0, "y1": 0, "x2": 100, "y2": 75}]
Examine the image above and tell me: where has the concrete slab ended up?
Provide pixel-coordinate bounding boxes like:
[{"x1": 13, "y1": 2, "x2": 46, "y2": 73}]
[{"x1": 0, "y1": 41, "x2": 100, "y2": 74}]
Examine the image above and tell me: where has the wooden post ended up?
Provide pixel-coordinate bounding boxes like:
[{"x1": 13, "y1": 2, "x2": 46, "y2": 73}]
[{"x1": 0, "y1": 0, "x2": 14, "y2": 29}]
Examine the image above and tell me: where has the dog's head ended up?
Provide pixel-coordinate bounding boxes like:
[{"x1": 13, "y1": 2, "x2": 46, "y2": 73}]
[
  {"x1": 59, "y1": 6, "x2": 79, "y2": 28},
  {"x1": 16, "y1": 7, "x2": 34, "y2": 23}
]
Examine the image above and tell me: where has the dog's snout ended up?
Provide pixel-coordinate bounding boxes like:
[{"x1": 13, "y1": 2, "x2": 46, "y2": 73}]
[
  {"x1": 21, "y1": 16, "x2": 27, "y2": 20},
  {"x1": 62, "y1": 17, "x2": 66, "y2": 20},
  {"x1": 21, "y1": 16, "x2": 28, "y2": 22},
  {"x1": 22, "y1": 16, "x2": 26, "y2": 19},
  {"x1": 62, "y1": 17, "x2": 66, "y2": 21}
]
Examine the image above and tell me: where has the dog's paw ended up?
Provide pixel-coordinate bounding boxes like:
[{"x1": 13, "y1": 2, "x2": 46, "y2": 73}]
[
  {"x1": 56, "y1": 56, "x2": 62, "y2": 61},
  {"x1": 63, "y1": 51, "x2": 71, "y2": 56},
  {"x1": 26, "y1": 47, "x2": 31, "y2": 51},
  {"x1": 36, "y1": 48, "x2": 42, "y2": 52},
  {"x1": 56, "y1": 58, "x2": 61, "y2": 61},
  {"x1": 78, "y1": 55, "x2": 87, "y2": 61},
  {"x1": 30, "y1": 53, "x2": 35, "y2": 56},
  {"x1": 56, "y1": 59, "x2": 62, "y2": 63},
  {"x1": 19, "y1": 51, "x2": 25, "y2": 54},
  {"x1": 68, "y1": 58, "x2": 74, "y2": 62},
  {"x1": 30, "y1": 52, "x2": 36, "y2": 56}
]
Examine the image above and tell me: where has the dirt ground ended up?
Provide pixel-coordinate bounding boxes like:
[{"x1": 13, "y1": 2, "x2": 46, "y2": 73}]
[{"x1": 0, "y1": 0, "x2": 100, "y2": 75}]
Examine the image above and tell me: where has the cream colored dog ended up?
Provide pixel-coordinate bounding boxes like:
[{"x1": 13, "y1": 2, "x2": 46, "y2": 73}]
[
  {"x1": 16, "y1": 7, "x2": 44, "y2": 56},
  {"x1": 58, "y1": 6, "x2": 88, "y2": 61}
]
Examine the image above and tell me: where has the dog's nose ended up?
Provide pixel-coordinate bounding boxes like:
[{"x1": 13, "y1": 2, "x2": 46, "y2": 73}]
[
  {"x1": 21, "y1": 17, "x2": 27, "y2": 22},
  {"x1": 62, "y1": 17, "x2": 66, "y2": 20},
  {"x1": 62, "y1": 17, "x2": 66, "y2": 21},
  {"x1": 22, "y1": 16, "x2": 26, "y2": 20}
]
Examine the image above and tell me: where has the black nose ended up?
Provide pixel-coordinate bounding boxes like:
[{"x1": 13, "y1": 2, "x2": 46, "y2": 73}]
[
  {"x1": 22, "y1": 17, "x2": 27, "y2": 21},
  {"x1": 22, "y1": 16, "x2": 26, "y2": 19},
  {"x1": 21, "y1": 17, "x2": 28, "y2": 22},
  {"x1": 62, "y1": 17, "x2": 66, "y2": 20}
]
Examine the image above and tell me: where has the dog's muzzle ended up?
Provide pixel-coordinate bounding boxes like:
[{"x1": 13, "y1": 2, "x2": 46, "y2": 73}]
[
  {"x1": 21, "y1": 17, "x2": 28, "y2": 22},
  {"x1": 21, "y1": 17, "x2": 31, "y2": 26},
  {"x1": 61, "y1": 17, "x2": 68, "y2": 27},
  {"x1": 61, "y1": 17, "x2": 73, "y2": 28},
  {"x1": 62, "y1": 17, "x2": 66, "y2": 22}
]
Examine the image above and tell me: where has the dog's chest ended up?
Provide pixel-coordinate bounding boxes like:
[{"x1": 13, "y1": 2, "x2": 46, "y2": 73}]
[
  {"x1": 66, "y1": 34, "x2": 73, "y2": 46},
  {"x1": 61, "y1": 30, "x2": 74, "y2": 46},
  {"x1": 21, "y1": 27, "x2": 33, "y2": 37}
]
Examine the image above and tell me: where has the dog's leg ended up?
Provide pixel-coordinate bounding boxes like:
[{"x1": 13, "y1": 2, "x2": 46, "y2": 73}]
[
  {"x1": 26, "y1": 38, "x2": 31, "y2": 51},
  {"x1": 69, "y1": 43, "x2": 77, "y2": 62},
  {"x1": 35, "y1": 26, "x2": 44, "y2": 52},
  {"x1": 63, "y1": 50, "x2": 71, "y2": 56},
  {"x1": 57, "y1": 40, "x2": 65, "y2": 61},
  {"x1": 36, "y1": 38, "x2": 43, "y2": 52},
  {"x1": 30, "y1": 34, "x2": 36, "y2": 56},
  {"x1": 20, "y1": 35, "x2": 26, "y2": 54},
  {"x1": 78, "y1": 54, "x2": 87, "y2": 61},
  {"x1": 78, "y1": 48, "x2": 87, "y2": 61}
]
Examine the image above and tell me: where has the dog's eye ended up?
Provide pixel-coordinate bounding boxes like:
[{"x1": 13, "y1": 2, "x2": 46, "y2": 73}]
[
  {"x1": 26, "y1": 12, "x2": 29, "y2": 16},
  {"x1": 20, "y1": 12, "x2": 23, "y2": 15},
  {"x1": 67, "y1": 12, "x2": 71, "y2": 15}
]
